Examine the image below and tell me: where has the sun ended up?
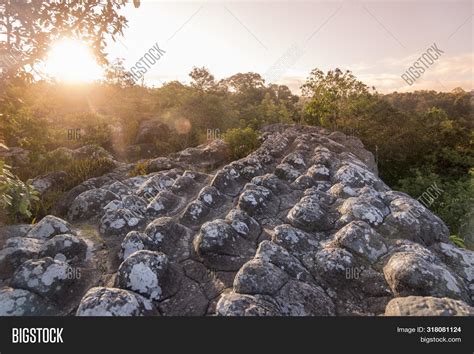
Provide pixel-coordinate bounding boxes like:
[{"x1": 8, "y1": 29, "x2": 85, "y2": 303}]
[{"x1": 43, "y1": 38, "x2": 103, "y2": 82}]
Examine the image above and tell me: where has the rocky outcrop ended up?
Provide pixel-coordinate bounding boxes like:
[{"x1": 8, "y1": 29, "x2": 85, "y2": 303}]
[
  {"x1": 135, "y1": 120, "x2": 171, "y2": 145},
  {"x1": 123, "y1": 120, "x2": 171, "y2": 160},
  {"x1": 385, "y1": 296, "x2": 474, "y2": 316},
  {"x1": 31, "y1": 171, "x2": 68, "y2": 195},
  {"x1": 0, "y1": 124, "x2": 472, "y2": 316}
]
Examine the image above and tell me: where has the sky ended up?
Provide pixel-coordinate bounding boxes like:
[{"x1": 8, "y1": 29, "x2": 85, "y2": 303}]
[{"x1": 105, "y1": 0, "x2": 473, "y2": 93}]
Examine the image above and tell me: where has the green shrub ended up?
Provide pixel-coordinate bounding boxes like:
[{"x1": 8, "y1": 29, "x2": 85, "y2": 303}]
[
  {"x1": 396, "y1": 167, "x2": 473, "y2": 244},
  {"x1": 223, "y1": 127, "x2": 260, "y2": 160},
  {"x1": 0, "y1": 160, "x2": 39, "y2": 223},
  {"x1": 449, "y1": 235, "x2": 466, "y2": 249},
  {"x1": 48, "y1": 112, "x2": 114, "y2": 151},
  {"x1": 129, "y1": 160, "x2": 150, "y2": 177},
  {"x1": 62, "y1": 158, "x2": 116, "y2": 190}
]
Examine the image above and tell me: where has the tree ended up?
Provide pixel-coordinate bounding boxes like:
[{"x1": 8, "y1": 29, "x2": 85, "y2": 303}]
[
  {"x1": 301, "y1": 68, "x2": 375, "y2": 126},
  {"x1": 189, "y1": 66, "x2": 216, "y2": 92},
  {"x1": 221, "y1": 72, "x2": 265, "y2": 93},
  {"x1": 0, "y1": 0, "x2": 132, "y2": 80},
  {"x1": 104, "y1": 58, "x2": 135, "y2": 87}
]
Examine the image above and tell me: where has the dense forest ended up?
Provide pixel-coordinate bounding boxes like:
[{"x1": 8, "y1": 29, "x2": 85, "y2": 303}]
[{"x1": 1, "y1": 65, "x2": 472, "y2": 248}]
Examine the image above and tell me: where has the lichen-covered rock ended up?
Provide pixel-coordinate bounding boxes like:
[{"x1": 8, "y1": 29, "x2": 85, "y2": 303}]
[
  {"x1": 180, "y1": 200, "x2": 210, "y2": 225},
  {"x1": 255, "y1": 241, "x2": 311, "y2": 282},
  {"x1": 197, "y1": 186, "x2": 223, "y2": 208},
  {"x1": 383, "y1": 252, "x2": 470, "y2": 302},
  {"x1": 251, "y1": 173, "x2": 290, "y2": 194},
  {"x1": 26, "y1": 215, "x2": 74, "y2": 239},
  {"x1": 307, "y1": 164, "x2": 330, "y2": 181},
  {"x1": 210, "y1": 167, "x2": 242, "y2": 196},
  {"x1": 39, "y1": 234, "x2": 88, "y2": 264},
  {"x1": 68, "y1": 189, "x2": 119, "y2": 221},
  {"x1": 146, "y1": 190, "x2": 181, "y2": 217},
  {"x1": 116, "y1": 250, "x2": 173, "y2": 300},
  {"x1": 238, "y1": 184, "x2": 275, "y2": 217},
  {"x1": 287, "y1": 193, "x2": 336, "y2": 231},
  {"x1": 0, "y1": 287, "x2": 59, "y2": 316},
  {"x1": 333, "y1": 161, "x2": 383, "y2": 189},
  {"x1": 99, "y1": 208, "x2": 145, "y2": 237},
  {"x1": 328, "y1": 182, "x2": 357, "y2": 198},
  {"x1": 275, "y1": 162, "x2": 301, "y2": 182},
  {"x1": 385, "y1": 296, "x2": 474, "y2": 316},
  {"x1": 103, "y1": 181, "x2": 132, "y2": 198},
  {"x1": 216, "y1": 293, "x2": 280, "y2": 316},
  {"x1": 337, "y1": 196, "x2": 389, "y2": 227},
  {"x1": 0, "y1": 237, "x2": 45, "y2": 278},
  {"x1": 31, "y1": 171, "x2": 67, "y2": 195},
  {"x1": 10, "y1": 257, "x2": 74, "y2": 301},
  {"x1": 143, "y1": 218, "x2": 191, "y2": 261},
  {"x1": 313, "y1": 247, "x2": 356, "y2": 284},
  {"x1": 272, "y1": 224, "x2": 321, "y2": 260},
  {"x1": 122, "y1": 195, "x2": 148, "y2": 214},
  {"x1": 170, "y1": 176, "x2": 198, "y2": 196},
  {"x1": 233, "y1": 259, "x2": 289, "y2": 295},
  {"x1": 430, "y1": 242, "x2": 474, "y2": 284},
  {"x1": 379, "y1": 193, "x2": 449, "y2": 246},
  {"x1": 194, "y1": 220, "x2": 255, "y2": 271},
  {"x1": 120, "y1": 231, "x2": 153, "y2": 260},
  {"x1": 225, "y1": 209, "x2": 260, "y2": 241},
  {"x1": 76, "y1": 287, "x2": 158, "y2": 316},
  {"x1": 136, "y1": 174, "x2": 175, "y2": 199},
  {"x1": 169, "y1": 139, "x2": 229, "y2": 170},
  {"x1": 334, "y1": 221, "x2": 387, "y2": 262},
  {"x1": 275, "y1": 280, "x2": 335, "y2": 316}
]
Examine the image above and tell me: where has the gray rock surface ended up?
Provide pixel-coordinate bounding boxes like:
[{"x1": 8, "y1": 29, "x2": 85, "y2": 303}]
[
  {"x1": 10, "y1": 257, "x2": 75, "y2": 301},
  {"x1": 0, "y1": 124, "x2": 472, "y2": 317},
  {"x1": 385, "y1": 296, "x2": 474, "y2": 316},
  {"x1": 26, "y1": 215, "x2": 74, "y2": 239},
  {"x1": 0, "y1": 287, "x2": 59, "y2": 316},
  {"x1": 76, "y1": 287, "x2": 158, "y2": 316}
]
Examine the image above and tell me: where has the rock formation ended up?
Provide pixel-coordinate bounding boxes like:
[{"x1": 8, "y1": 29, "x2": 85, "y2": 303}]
[{"x1": 0, "y1": 124, "x2": 472, "y2": 316}]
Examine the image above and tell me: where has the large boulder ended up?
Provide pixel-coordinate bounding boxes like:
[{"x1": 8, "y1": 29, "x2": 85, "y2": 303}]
[
  {"x1": 26, "y1": 215, "x2": 74, "y2": 240},
  {"x1": 39, "y1": 234, "x2": 88, "y2": 264},
  {"x1": 385, "y1": 296, "x2": 474, "y2": 316},
  {"x1": 0, "y1": 237, "x2": 45, "y2": 278},
  {"x1": 115, "y1": 250, "x2": 175, "y2": 300},
  {"x1": 169, "y1": 139, "x2": 230, "y2": 170},
  {"x1": 10, "y1": 257, "x2": 75, "y2": 301},
  {"x1": 383, "y1": 252, "x2": 470, "y2": 302},
  {"x1": 76, "y1": 287, "x2": 158, "y2": 316},
  {"x1": 0, "y1": 287, "x2": 59, "y2": 316},
  {"x1": 135, "y1": 120, "x2": 171, "y2": 144},
  {"x1": 68, "y1": 188, "x2": 119, "y2": 221},
  {"x1": 31, "y1": 171, "x2": 67, "y2": 196}
]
